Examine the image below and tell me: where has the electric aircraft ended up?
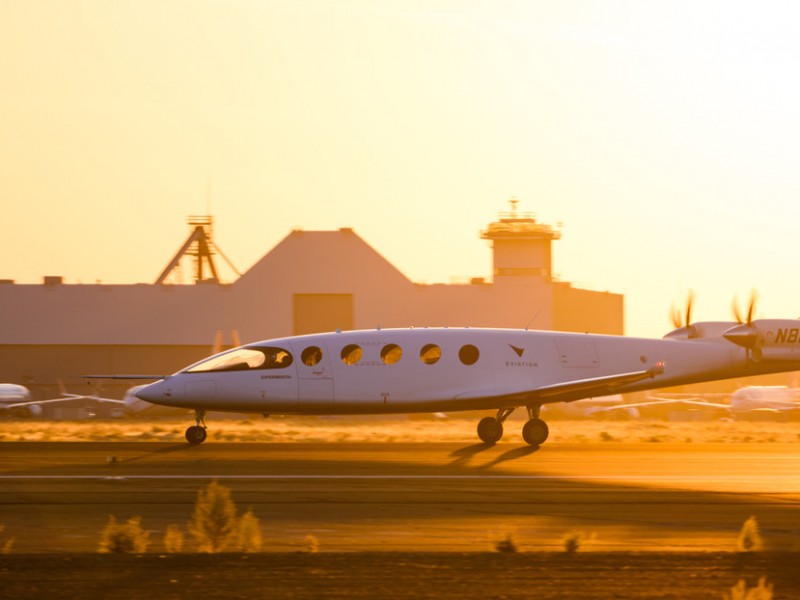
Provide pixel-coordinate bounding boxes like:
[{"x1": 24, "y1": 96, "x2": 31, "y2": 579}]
[{"x1": 134, "y1": 307, "x2": 800, "y2": 446}]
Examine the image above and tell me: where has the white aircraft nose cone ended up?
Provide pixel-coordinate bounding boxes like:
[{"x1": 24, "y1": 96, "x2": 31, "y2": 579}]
[
  {"x1": 135, "y1": 380, "x2": 180, "y2": 406},
  {"x1": 134, "y1": 383, "x2": 160, "y2": 402}
]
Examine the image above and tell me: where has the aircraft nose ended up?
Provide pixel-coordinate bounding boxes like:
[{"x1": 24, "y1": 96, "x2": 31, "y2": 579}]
[{"x1": 135, "y1": 379, "x2": 182, "y2": 406}]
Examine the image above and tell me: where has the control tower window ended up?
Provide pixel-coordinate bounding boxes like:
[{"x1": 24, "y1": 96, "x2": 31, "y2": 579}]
[
  {"x1": 186, "y1": 347, "x2": 293, "y2": 372},
  {"x1": 341, "y1": 344, "x2": 363, "y2": 365},
  {"x1": 420, "y1": 344, "x2": 441, "y2": 365},
  {"x1": 380, "y1": 344, "x2": 402, "y2": 365},
  {"x1": 459, "y1": 344, "x2": 480, "y2": 366}
]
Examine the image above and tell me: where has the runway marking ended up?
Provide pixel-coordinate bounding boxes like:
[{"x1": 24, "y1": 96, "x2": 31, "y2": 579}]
[{"x1": 0, "y1": 474, "x2": 798, "y2": 485}]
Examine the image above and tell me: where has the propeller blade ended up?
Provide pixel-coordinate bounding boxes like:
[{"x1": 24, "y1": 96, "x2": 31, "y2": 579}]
[
  {"x1": 732, "y1": 297, "x2": 744, "y2": 324},
  {"x1": 733, "y1": 290, "x2": 758, "y2": 324},
  {"x1": 685, "y1": 291, "x2": 695, "y2": 327},
  {"x1": 670, "y1": 304, "x2": 682, "y2": 329},
  {"x1": 746, "y1": 289, "x2": 758, "y2": 324},
  {"x1": 212, "y1": 330, "x2": 223, "y2": 355},
  {"x1": 670, "y1": 291, "x2": 696, "y2": 329}
]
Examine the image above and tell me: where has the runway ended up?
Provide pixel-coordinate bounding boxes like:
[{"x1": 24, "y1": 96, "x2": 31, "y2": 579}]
[{"x1": 1, "y1": 441, "x2": 800, "y2": 553}]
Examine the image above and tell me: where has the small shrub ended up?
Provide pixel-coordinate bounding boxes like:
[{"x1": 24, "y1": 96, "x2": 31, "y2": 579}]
[
  {"x1": 737, "y1": 516, "x2": 763, "y2": 552},
  {"x1": 563, "y1": 531, "x2": 582, "y2": 554},
  {"x1": 493, "y1": 532, "x2": 518, "y2": 553},
  {"x1": 188, "y1": 480, "x2": 239, "y2": 553},
  {"x1": 235, "y1": 509, "x2": 262, "y2": 553},
  {"x1": 98, "y1": 516, "x2": 150, "y2": 553},
  {"x1": 0, "y1": 525, "x2": 14, "y2": 554},
  {"x1": 723, "y1": 576, "x2": 773, "y2": 600},
  {"x1": 304, "y1": 534, "x2": 319, "y2": 553},
  {"x1": 163, "y1": 524, "x2": 184, "y2": 553}
]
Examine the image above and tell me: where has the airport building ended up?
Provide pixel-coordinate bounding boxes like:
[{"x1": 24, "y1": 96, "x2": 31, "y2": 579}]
[{"x1": 0, "y1": 202, "x2": 623, "y2": 402}]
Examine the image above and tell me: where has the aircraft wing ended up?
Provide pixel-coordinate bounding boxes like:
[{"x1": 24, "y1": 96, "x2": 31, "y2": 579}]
[
  {"x1": 456, "y1": 364, "x2": 664, "y2": 405},
  {"x1": 533, "y1": 364, "x2": 664, "y2": 404},
  {"x1": 594, "y1": 397, "x2": 731, "y2": 411},
  {"x1": 1, "y1": 396, "x2": 126, "y2": 410}
]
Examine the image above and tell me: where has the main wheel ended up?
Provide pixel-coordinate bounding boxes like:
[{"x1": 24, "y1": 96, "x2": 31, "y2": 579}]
[
  {"x1": 477, "y1": 416, "x2": 504, "y2": 444},
  {"x1": 522, "y1": 418, "x2": 549, "y2": 447},
  {"x1": 185, "y1": 425, "x2": 208, "y2": 445}
]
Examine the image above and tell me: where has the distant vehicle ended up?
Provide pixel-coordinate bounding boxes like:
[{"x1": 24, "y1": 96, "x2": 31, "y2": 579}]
[{"x1": 131, "y1": 308, "x2": 800, "y2": 446}]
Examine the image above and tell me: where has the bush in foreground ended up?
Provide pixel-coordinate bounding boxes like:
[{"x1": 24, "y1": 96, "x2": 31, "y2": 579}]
[
  {"x1": 737, "y1": 516, "x2": 763, "y2": 552},
  {"x1": 188, "y1": 480, "x2": 239, "y2": 552},
  {"x1": 98, "y1": 516, "x2": 150, "y2": 553},
  {"x1": 0, "y1": 524, "x2": 14, "y2": 554},
  {"x1": 163, "y1": 524, "x2": 184, "y2": 553},
  {"x1": 493, "y1": 532, "x2": 518, "y2": 553},
  {"x1": 187, "y1": 480, "x2": 264, "y2": 553},
  {"x1": 236, "y1": 509, "x2": 262, "y2": 553},
  {"x1": 723, "y1": 576, "x2": 773, "y2": 600}
]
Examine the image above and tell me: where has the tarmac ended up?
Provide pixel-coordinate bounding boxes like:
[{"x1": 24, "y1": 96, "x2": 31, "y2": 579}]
[{"x1": 1, "y1": 440, "x2": 799, "y2": 553}]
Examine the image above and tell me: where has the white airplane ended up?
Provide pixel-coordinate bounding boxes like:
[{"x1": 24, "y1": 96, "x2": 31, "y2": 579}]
[
  {"x1": 0, "y1": 381, "x2": 128, "y2": 417},
  {"x1": 0, "y1": 384, "x2": 35, "y2": 414},
  {"x1": 132, "y1": 313, "x2": 800, "y2": 446},
  {"x1": 542, "y1": 394, "x2": 640, "y2": 418},
  {"x1": 644, "y1": 385, "x2": 800, "y2": 415}
]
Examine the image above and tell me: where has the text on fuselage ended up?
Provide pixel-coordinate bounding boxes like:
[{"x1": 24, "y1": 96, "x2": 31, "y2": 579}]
[{"x1": 775, "y1": 328, "x2": 800, "y2": 344}]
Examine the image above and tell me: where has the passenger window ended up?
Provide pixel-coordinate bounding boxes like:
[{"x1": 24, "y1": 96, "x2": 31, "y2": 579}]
[
  {"x1": 301, "y1": 346, "x2": 323, "y2": 366},
  {"x1": 186, "y1": 346, "x2": 293, "y2": 372},
  {"x1": 380, "y1": 343, "x2": 402, "y2": 365},
  {"x1": 420, "y1": 344, "x2": 441, "y2": 365},
  {"x1": 341, "y1": 344, "x2": 363, "y2": 365},
  {"x1": 459, "y1": 344, "x2": 479, "y2": 365}
]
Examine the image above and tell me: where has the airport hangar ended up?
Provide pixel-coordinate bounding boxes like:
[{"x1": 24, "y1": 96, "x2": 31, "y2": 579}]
[{"x1": 0, "y1": 205, "x2": 623, "y2": 405}]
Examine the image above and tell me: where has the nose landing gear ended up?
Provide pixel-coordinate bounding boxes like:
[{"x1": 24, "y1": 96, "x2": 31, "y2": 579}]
[{"x1": 185, "y1": 409, "x2": 208, "y2": 445}]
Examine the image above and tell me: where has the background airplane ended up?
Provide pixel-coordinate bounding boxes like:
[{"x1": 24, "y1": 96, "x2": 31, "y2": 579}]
[
  {"x1": 0, "y1": 381, "x2": 126, "y2": 418},
  {"x1": 641, "y1": 385, "x2": 800, "y2": 416}
]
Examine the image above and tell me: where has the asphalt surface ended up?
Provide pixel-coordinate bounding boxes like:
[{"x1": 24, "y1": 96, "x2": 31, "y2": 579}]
[{"x1": 1, "y1": 441, "x2": 799, "y2": 553}]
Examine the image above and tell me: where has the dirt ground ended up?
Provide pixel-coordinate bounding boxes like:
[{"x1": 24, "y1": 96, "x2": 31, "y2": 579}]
[{"x1": 1, "y1": 552, "x2": 798, "y2": 600}]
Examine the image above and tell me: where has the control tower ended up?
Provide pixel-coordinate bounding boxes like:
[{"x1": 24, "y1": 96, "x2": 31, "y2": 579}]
[{"x1": 481, "y1": 198, "x2": 561, "y2": 283}]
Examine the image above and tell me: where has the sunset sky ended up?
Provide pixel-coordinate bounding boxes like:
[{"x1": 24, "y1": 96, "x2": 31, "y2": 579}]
[{"x1": 2, "y1": 0, "x2": 800, "y2": 338}]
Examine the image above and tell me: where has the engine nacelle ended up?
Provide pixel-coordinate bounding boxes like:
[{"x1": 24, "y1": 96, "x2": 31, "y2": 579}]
[
  {"x1": 664, "y1": 321, "x2": 739, "y2": 340},
  {"x1": 724, "y1": 319, "x2": 800, "y2": 361}
]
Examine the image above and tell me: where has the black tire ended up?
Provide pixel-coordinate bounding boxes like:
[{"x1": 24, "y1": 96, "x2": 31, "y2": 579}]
[
  {"x1": 522, "y1": 418, "x2": 549, "y2": 447},
  {"x1": 477, "y1": 416, "x2": 503, "y2": 444},
  {"x1": 185, "y1": 425, "x2": 208, "y2": 445}
]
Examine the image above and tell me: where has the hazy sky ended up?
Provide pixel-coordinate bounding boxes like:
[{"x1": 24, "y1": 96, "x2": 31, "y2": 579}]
[{"x1": 3, "y1": 0, "x2": 800, "y2": 338}]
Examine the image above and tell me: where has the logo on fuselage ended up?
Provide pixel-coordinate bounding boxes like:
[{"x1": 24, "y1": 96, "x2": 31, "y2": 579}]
[
  {"x1": 776, "y1": 328, "x2": 800, "y2": 344},
  {"x1": 507, "y1": 344, "x2": 536, "y2": 368}
]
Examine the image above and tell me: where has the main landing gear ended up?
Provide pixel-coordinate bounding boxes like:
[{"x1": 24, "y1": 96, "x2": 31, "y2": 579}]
[
  {"x1": 185, "y1": 409, "x2": 208, "y2": 445},
  {"x1": 476, "y1": 405, "x2": 549, "y2": 447}
]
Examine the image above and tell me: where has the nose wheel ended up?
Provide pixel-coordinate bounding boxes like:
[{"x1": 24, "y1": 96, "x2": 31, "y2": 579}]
[{"x1": 185, "y1": 410, "x2": 208, "y2": 445}]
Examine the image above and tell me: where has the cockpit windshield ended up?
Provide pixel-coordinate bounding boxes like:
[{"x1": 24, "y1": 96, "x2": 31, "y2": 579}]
[{"x1": 186, "y1": 346, "x2": 294, "y2": 373}]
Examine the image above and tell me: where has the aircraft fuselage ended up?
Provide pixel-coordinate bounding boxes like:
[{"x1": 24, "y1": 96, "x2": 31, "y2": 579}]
[{"x1": 135, "y1": 326, "x2": 800, "y2": 416}]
